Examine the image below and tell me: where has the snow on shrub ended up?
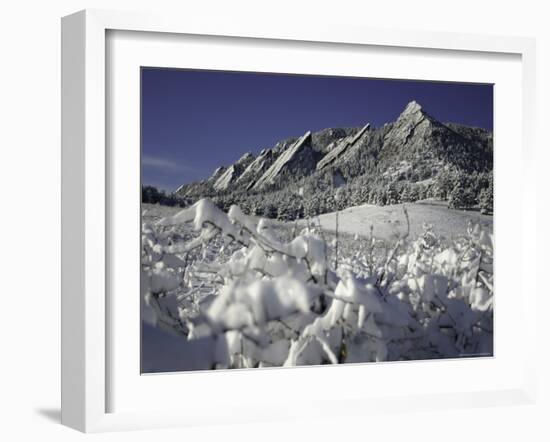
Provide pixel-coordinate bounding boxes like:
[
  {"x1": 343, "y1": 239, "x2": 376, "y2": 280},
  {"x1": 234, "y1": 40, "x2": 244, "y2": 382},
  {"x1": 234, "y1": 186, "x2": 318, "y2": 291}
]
[{"x1": 141, "y1": 199, "x2": 493, "y2": 370}]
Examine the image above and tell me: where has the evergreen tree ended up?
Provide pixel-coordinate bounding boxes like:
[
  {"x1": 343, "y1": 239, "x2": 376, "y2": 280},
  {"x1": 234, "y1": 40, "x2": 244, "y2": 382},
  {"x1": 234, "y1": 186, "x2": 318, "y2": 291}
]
[
  {"x1": 479, "y1": 181, "x2": 494, "y2": 215},
  {"x1": 386, "y1": 182, "x2": 400, "y2": 205},
  {"x1": 409, "y1": 185, "x2": 420, "y2": 202},
  {"x1": 448, "y1": 182, "x2": 476, "y2": 209},
  {"x1": 263, "y1": 203, "x2": 277, "y2": 219},
  {"x1": 401, "y1": 184, "x2": 413, "y2": 202}
]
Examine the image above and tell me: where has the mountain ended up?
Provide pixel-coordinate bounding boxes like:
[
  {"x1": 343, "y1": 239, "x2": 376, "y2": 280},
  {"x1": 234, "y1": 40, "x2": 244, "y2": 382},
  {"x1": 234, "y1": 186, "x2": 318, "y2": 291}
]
[
  {"x1": 212, "y1": 152, "x2": 254, "y2": 191},
  {"x1": 251, "y1": 131, "x2": 318, "y2": 191},
  {"x1": 173, "y1": 101, "x2": 493, "y2": 214},
  {"x1": 377, "y1": 100, "x2": 491, "y2": 172},
  {"x1": 236, "y1": 149, "x2": 277, "y2": 189},
  {"x1": 310, "y1": 127, "x2": 359, "y2": 154},
  {"x1": 175, "y1": 128, "x2": 358, "y2": 198},
  {"x1": 317, "y1": 124, "x2": 371, "y2": 171}
]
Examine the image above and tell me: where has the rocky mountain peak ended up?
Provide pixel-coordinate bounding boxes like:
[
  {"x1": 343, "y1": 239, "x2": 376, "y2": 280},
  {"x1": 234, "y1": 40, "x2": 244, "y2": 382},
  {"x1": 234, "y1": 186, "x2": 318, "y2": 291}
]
[
  {"x1": 251, "y1": 131, "x2": 316, "y2": 191},
  {"x1": 174, "y1": 101, "x2": 492, "y2": 201},
  {"x1": 317, "y1": 123, "x2": 371, "y2": 171},
  {"x1": 237, "y1": 152, "x2": 254, "y2": 163},
  {"x1": 212, "y1": 153, "x2": 255, "y2": 191},
  {"x1": 209, "y1": 166, "x2": 227, "y2": 181},
  {"x1": 399, "y1": 100, "x2": 424, "y2": 118},
  {"x1": 382, "y1": 101, "x2": 435, "y2": 147}
]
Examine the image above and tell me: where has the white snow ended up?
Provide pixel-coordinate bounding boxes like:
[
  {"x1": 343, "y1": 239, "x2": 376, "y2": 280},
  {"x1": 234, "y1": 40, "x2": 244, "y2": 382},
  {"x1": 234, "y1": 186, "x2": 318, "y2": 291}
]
[
  {"x1": 142, "y1": 198, "x2": 494, "y2": 371},
  {"x1": 302, "y1": 202, "x2": 492, "y2": 241}
]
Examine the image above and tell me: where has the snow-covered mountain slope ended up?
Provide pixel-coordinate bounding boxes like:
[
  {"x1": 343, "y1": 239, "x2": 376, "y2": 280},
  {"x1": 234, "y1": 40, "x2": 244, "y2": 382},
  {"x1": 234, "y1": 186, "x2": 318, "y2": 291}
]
[
  {"x1": 210, "y1": 166, "x2": 227, "y2": 181},
  {"x1": 378, "y1": 101, "x2": 492, "y2": 173},
  {"x1": 173, "y1": 101, "x2": 492, "y2": 201},
  {"x1": 212, "y1": 152, "x2": 254, "y2": 191},
  {"x1": 317, "y1": 123, "x2": 371, "y2": 171},
  {"x1": 383, "y1": 100, "x2": 430, "y2": 147},
  {"x1": 310, "y1": 127, "x2": 358, "y2": 154},
  {"x1": 236, "y1": 148, "x2": 277, "y2": 189},
  {"x1": 251, "y1": 131, "x2": 317, "y2": 191}
]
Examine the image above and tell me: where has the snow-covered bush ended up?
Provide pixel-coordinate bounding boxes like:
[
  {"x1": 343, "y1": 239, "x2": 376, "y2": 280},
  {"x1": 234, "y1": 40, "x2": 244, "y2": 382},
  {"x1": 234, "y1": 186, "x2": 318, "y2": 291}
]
[{"x1": 141, "y1": 199, "x2": 493, "y2": 370}]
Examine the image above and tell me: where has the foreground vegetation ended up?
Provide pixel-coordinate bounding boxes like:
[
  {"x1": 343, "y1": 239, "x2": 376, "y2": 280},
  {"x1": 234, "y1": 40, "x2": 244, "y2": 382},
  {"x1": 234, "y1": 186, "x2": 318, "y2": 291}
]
[{"x1": 141, "y1": 199, "x2": 493, "y2": 371}]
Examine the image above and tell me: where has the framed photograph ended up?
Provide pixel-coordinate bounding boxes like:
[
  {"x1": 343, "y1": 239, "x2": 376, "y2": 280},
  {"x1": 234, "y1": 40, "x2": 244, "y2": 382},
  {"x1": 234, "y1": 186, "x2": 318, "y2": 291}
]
[
  {"x1": 140, "y1": 68, "x2": 496, "y2": 374},
  {"x1": 61, "y1": 9, "x2": 537, "y2": 432}
]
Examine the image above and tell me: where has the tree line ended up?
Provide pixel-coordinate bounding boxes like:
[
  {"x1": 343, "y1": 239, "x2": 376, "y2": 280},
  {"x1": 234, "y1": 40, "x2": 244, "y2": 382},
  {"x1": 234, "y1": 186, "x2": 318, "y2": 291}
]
[{"x1": 143, "y1": 166, "x2": 493, "y2": 221}]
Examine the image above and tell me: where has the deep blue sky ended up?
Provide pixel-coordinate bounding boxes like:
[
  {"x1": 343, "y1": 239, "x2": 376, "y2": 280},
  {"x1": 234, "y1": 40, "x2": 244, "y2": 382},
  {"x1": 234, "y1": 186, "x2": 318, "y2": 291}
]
[{"x1": 141, "y1": 68, "x2": 493, "y2": 191}]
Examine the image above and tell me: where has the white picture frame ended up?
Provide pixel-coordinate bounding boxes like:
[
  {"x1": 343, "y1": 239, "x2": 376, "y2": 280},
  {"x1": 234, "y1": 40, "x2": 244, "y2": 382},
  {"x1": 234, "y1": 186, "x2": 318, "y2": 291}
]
[{"x1": 61, "y1": 9, "x2": 537, "y2": 433}]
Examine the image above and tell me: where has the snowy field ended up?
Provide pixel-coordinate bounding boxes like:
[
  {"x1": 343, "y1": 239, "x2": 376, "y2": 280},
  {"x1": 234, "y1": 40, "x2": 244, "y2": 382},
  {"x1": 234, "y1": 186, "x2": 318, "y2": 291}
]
[
  {"x1": 143, "y1": 199, "x2": 493, "y2": 243},
  {"x1": 141, "y1": 200, "x2": 493, "y2": 373},
  {"x1": 304, "y1": 200, "x2": 492, "y2": 242}
]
